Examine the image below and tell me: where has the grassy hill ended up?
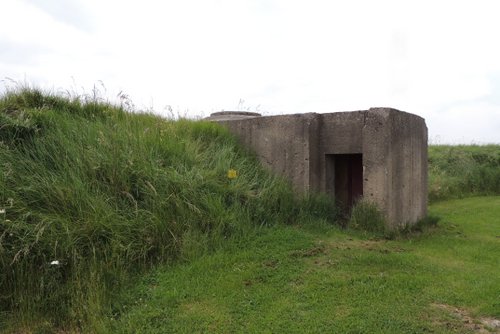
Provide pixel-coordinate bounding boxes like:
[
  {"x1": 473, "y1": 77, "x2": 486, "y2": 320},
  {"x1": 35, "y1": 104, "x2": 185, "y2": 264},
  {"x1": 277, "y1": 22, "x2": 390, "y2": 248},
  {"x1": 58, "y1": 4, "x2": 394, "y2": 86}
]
[
  {"x1": 0, "y1": 88, "x2": 335, "y2": 330},
  {"x1": 0, "y1": 88, "x2": 498, "y2": 332}
]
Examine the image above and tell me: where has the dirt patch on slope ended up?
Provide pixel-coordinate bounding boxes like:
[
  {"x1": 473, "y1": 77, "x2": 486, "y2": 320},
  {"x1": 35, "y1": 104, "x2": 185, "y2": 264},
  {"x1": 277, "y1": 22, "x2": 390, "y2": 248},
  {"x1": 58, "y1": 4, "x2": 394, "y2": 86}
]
[{"x1": 432, "y1": 303, "x2": 500, "y2": 333}]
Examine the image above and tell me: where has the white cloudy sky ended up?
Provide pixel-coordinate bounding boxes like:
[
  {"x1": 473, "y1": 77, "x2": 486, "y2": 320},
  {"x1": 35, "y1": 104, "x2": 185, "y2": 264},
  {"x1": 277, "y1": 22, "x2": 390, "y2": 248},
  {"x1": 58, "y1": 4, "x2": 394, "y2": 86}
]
[{"x1": 1, "y1": 0, "x2": 500, "y2": 143}]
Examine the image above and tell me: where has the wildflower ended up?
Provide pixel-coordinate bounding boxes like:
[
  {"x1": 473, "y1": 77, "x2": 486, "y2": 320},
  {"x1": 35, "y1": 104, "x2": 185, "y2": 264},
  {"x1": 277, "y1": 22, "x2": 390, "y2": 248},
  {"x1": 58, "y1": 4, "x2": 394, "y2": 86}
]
[
  {"x1": 0, "y1": 209, "x2": 5, "y2": 214},
  {"x1": 50, "y1": 260, "x2": 60, "y2": 266},
  {"x1": 227, "y1": 169, "x2": 237, "y2": 179}
]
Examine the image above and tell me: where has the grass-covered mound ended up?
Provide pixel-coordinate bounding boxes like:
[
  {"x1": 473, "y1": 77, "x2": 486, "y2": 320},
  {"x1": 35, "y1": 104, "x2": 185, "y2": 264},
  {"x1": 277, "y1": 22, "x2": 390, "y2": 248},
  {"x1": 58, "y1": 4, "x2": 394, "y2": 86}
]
[
  {"x1": 0, "y1": 88, "x2": 336, "y2": 329},
  {"x1": 428, "y1": 144, "x2": 500, "y2": 201}
]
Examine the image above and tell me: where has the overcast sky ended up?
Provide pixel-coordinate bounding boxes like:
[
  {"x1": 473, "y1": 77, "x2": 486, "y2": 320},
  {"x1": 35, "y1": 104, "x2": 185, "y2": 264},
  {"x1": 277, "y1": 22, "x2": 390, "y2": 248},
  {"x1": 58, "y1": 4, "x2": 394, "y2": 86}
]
[{"x1": 1, "y1": 0, "x2": 499, "y2": 143}]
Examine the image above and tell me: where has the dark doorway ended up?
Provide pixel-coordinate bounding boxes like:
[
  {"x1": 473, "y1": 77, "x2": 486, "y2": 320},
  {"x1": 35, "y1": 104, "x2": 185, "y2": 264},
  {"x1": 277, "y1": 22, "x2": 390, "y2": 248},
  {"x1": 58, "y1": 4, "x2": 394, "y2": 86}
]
[{"x1": 326, "y1": 154, "x2": 363, "y2": 213}]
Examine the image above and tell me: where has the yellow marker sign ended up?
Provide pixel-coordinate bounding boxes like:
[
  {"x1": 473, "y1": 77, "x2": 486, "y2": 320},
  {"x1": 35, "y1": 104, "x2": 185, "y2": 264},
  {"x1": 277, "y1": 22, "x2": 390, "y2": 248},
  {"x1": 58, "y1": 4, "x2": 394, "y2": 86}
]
[{"x1": 227, "y1": 169, "x2": 237, "y2": 179}]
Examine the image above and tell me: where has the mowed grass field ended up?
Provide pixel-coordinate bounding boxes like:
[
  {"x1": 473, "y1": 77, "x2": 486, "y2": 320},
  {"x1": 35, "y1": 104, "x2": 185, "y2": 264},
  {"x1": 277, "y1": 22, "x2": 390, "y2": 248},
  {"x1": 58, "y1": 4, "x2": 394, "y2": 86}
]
[{"x1": 107, "y1": 196, "x2": 500, "y2": 333}]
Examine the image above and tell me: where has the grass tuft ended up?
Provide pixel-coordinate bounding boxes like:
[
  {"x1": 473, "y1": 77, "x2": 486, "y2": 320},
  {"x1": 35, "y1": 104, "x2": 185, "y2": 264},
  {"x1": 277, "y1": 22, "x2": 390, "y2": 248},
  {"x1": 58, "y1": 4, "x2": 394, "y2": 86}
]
[{"x1": 348, "y1": 199, "x2": 386, "y2": 234}]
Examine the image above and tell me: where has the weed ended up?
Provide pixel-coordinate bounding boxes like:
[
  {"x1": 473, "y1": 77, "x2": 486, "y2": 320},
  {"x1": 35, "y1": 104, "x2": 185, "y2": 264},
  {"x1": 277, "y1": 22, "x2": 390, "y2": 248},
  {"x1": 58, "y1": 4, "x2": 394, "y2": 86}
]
[
  {"x1": 384, "y1": 215, "x2": 441, "y2": 239},
  {"x1": 348, "y1": 199, "x2": 386, "y2": 234}
]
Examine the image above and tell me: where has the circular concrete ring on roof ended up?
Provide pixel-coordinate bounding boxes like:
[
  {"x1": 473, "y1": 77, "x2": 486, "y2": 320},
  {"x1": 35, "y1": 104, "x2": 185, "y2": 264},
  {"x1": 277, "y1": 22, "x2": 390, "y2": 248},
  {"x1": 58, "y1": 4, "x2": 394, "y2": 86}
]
[{"x1": 205, "y1": 111, "x2": 262, "y2": 121}]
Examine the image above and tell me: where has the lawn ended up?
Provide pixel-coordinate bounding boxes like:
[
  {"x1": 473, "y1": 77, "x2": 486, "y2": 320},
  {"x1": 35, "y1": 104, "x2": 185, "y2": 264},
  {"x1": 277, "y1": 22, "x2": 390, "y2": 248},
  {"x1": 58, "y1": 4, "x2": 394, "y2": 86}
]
[{"x1": 106, "y1": 196, "x2": 500, "y2": 333}]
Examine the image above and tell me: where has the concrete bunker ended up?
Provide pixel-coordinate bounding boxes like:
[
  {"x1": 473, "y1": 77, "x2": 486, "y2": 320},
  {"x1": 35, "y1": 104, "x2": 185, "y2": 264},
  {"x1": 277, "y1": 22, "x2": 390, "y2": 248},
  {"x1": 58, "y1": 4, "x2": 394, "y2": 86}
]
[{"x1": 206, "y1": 108, "x2": 428, "y2": 228}]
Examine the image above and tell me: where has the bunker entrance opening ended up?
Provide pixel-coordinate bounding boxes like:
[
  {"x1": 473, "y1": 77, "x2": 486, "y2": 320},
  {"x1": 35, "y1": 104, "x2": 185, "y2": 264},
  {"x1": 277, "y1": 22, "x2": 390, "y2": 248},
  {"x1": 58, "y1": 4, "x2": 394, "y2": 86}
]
[{"x1": 326, "y1": 154, "x2": 363, "y2": 213}]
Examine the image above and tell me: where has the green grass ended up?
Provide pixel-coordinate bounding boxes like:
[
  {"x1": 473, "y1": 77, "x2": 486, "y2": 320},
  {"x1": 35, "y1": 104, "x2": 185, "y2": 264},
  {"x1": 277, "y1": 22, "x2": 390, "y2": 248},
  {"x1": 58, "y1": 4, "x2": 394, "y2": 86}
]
[
  {"x1": 106, "y1": 196, "x2": 500, "y2": 333},
  {"x1": 348, "y1": 199, "x2": 386, "y2": 234},
  {"x1": 0, "y1": 87, "x2": 337, "y2": 331},
  {"x1": 428, "y1": 144, "x2": 500, "y2": 201}
]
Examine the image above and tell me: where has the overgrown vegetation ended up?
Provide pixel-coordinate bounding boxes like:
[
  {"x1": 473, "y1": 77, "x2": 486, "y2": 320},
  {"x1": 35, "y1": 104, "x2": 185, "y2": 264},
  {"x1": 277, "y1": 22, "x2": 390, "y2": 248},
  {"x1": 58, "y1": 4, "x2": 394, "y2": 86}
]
[
  {"x1": 347, "y1": 200, "x2": 440, "y2": 239},
  {"x1": 0, "y1": 87, "x2": 336, "y2": 330},
  {"x1": 428, "y1": 144, "x2": 500, "y2": 201},
  {"x1": 348, "y1": 199, "x2": 386, "y2": 234}
]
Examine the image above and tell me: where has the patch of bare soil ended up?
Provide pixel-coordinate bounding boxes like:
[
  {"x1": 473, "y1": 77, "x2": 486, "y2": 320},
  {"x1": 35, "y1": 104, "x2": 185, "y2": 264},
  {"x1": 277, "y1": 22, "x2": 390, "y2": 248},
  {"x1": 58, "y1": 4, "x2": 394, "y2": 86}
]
[
  {"x1": 289, "y1": 245, "x2": 327, "y2": 258},
  {"x1": 332, "y1": 239, "x2": 407, "y2": 254},
  {"x1": 432, "y1": 303, "x2": 500, "y2": 333}
]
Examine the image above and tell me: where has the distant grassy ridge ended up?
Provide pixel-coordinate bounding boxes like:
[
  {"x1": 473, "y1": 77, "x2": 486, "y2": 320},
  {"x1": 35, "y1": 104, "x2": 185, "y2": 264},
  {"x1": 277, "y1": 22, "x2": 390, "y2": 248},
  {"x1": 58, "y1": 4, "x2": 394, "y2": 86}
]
[
  {"x1": 428, "y1": 144, "x2": 500, "y2": 202},
  {"x1": 0, "y1": 88, "x2": 336, "y2": 328}
]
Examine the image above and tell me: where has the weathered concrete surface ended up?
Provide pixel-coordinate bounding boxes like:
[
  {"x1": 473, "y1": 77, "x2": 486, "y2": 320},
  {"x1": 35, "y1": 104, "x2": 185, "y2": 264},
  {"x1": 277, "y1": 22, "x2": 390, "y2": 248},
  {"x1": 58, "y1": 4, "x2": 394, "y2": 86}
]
[
  {"x1": 208, "y1": 109, "x2": 428, "y2": 229},
  {"x1": 205, "y1": 111, "x2": 261, "y2": 122},
  {"x1": 217, "y1": 113, "x2": 319, "y2": 193},
  {"x1": 385, "y1": 109, "x2": 428, "y2": 227},
  {"x1": 361, "y1": 108, "x2": 428, "y2": 228}
]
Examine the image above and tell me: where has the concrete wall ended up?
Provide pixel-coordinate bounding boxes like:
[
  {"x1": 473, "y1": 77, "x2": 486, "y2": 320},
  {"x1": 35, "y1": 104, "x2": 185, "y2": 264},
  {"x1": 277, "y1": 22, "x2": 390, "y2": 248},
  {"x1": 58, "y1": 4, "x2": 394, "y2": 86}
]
[
  {"x1": 217, "y1": 113, "x2": 319, "y2": 193},
  {"x1": 385, "y1": 109, "x2": 428, "y2": 227},
  {"x1": 361, "y1": 109, "x2": 394, "y2": 226},
  {"x1": 359, "y1": 108, "x2": 428, "y2": 228},
  {"x1": 209, "y1": 108, "x2": 428, "y2": 228}
]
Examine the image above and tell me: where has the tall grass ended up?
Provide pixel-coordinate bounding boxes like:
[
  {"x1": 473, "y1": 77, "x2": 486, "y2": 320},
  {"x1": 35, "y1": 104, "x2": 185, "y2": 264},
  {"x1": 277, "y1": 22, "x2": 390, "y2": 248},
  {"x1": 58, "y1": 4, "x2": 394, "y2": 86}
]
[
  {"x1": 428, "y1": 145, "x2": 500, "y2": 202},
  {"x1": 0, "y1": 87, "x2": 337, "y2": 330},
  {"x1": 348, "y1": 199, "x2": 386, "y2": 233}
]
